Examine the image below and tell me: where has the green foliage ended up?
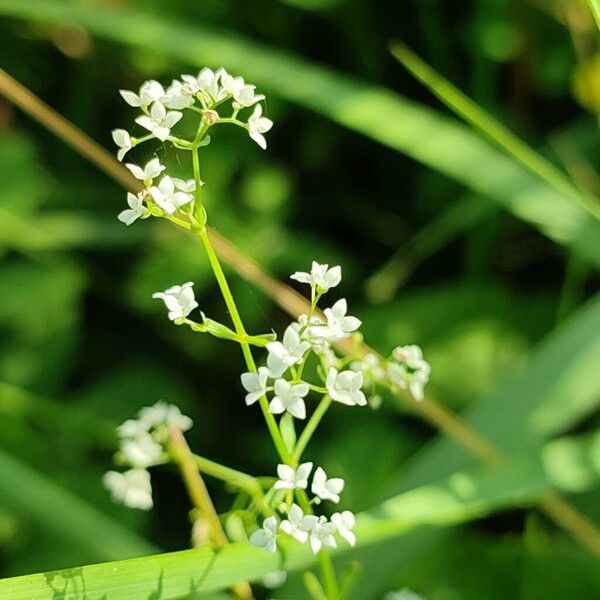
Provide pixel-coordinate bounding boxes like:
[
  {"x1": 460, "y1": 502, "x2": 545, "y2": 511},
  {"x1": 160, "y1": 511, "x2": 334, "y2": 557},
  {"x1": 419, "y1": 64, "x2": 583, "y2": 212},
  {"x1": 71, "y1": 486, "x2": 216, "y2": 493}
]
[{"x1": 0, "y1": 0, "x2": 598, "y2": 597}]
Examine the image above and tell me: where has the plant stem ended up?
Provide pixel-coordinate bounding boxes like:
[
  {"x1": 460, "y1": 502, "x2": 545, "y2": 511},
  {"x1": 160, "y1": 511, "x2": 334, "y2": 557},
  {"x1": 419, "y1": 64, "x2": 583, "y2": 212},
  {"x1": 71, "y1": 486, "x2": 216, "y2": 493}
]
[
  {"x1": 197, "y1": 226, "x2": 291, "y2": 464},
  {"x1": 293, "y1": 395, "x2": 332, "y2": 462},
  {"x1": 167, "y1": 429, "x2": 254, "y2": 599}
]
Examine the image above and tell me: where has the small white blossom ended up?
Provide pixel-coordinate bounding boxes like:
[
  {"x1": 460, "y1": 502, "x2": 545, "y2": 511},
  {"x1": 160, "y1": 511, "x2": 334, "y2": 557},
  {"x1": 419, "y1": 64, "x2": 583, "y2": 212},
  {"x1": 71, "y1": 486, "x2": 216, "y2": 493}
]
[
  {"x1": 152, "y1": 281, "x2": 198, "y2": 321},
  {"x1": 387, "y1": 359, "x2": 431, "y2": 401},
  {"x1": 121, "y1": 433, "x2": 163, "y2": 468},
  {"x1": 290, "y1": 261, "x2": 342, "y2": 292},
  {"x1": 182, "y1": 68, "x2": 227, "y2": 103},
  {"x1": 311, "y1": 466, "x2": 344, "y2": 504},
  {"x1": 112, "y1": 128, "x2": 132, "y2": 161},
  {"x1": 392, "y1": 345, "x2": 425, "y2": 370},
  {"x1": 241, "y1": 367, "x2": 270, "y2": 406},
  {"x1": 308, "y1": 516, "x2": 337, "y2": 554},
  {"x1": 247, "y1": 104, "x2": 273, "y2": 150},
  {"x1": 323, "y1": 299, "x2": 362, "y2": 340},
  {"x1": 326, "y1": 367, "x2": 367, "y2": 407},
  {"x1": 117, "y1": 418, "x2": 148, "y2": 438},
  {"x1": 118, "y1": 192, "x2": 149, "y2": 226},
  {"x1": 138, "y1": 401, "x2": 193, "y2": 432},
  {"x1": 120, "y1": 80, "x2": 165, "y2": 110},
  {"x1": 161, "y1": 79, "x2": 195, "y2": 110},
  {"x1": 331, "y1": 510, "x2": 356, "y2": 546},
  {"x1": 351, "y1": 353, "x2": 385, "y2": 381},
  {"x1": 136, "y1": 102, "x2": 182, "y2": 141},
  {"x1": 266, "y1": 326, "x2": 310, "y2": 377},
  {"x1": 279, "y1": 504, "x2": 318, "y2": 544},
  {"x1": 294, "y1": 314, "x2": 331, "y2": 354},
  {"x1": 125, "y1": 158, "x2": 165, "y2": 181},
  {"x1": 261, "y1": 570, "x2": 287, "y2": 589},
  {"x1": 274, "y1": 462, "x2": 313, "y2": 490},
  {"x1": 172, "y1": 178, "x2": 197, "y2": 193},
  {"x1": 148, "y1": 175, "x2": 194, "y2": 214},
  {"x1": 249, "y1": 515, "x2": 279, "y2": 553},
  {"x1": 269, "y1": 379, "x2": 309, "y2": 419},
  {"x1": 104, "y1": 468, "x2": 153, "y2": 510},
  {"x1": 221, "y1": 72, "x2": 265, "y2": 108}
]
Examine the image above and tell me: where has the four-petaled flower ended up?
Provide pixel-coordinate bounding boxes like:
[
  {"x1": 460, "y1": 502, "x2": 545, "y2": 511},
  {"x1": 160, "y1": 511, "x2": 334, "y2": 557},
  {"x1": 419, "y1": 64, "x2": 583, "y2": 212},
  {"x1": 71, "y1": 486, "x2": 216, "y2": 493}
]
[
  {"x1": 103, "y1": 469, "x2": 153, "y2": 510},
  {"x1": 148, "y1": 175, "x2": 194, "y2": 214},
  {"x1": 112, "y1": 128, "x2": 133, "y2": 161},
  {"x1": 120, "y1": 80, "x2": 165, "y2": 110},
  {"x1": 291, "y1": 261, "x2": 342, "y2": 293},
  {"x1": 247, "y1": 104, "x2": 273, "y2": 150},
  {"x1": 388, "y1": 361, "x2": 430, "y2": 402},
  {"x1": 308, "y1": 515, "x2": 337, "y2": 554},
  {"x1": 323, "y1": 299, "x2": 362, "y2": 340},
  {"x1": 392, "y1": 345, "x2": 425, "y2": 370},
  {"x1": 330, "y1": 510, "x2": 356, "y2": 546},
  {"x1": 311, "y1": 466, "x2": 345, "y2": 504},
  {"x1": 125, "y1": 157, "x2": 165, "y2": 181},
  {"x1": 266, "y1": 326, "x2": 310, "y2": 378},
  {"x1": 269, "y1": 379, "x2": 309, "y2": 419},
  {"x1": 120, "y1": 433, "x2": 163, "y2": 468},
  {"x1": 326, "y1": 367, "x2": 367, "y2": 407},
  {"x1": 136, "y1": 102, "x2": 182, "y2": 141},
  {"x1": 152, "y1": 281, "x2": 198, "y2": 321},
  {"x1": 161, "y1": 79, "x2": 195, "y2": 110},
  {"x1": 241, "y1": 367, "x2": 270, "y2": 406},
  {"x1": 118, "y1": 192, "x2": 149, "y2": 226},
  {"x1": 279, "y1": 504, "x2": 318, "y2": 544},
  {"x1": 274, "y1": 462, "x2": 313, "y2": 490},
  {"x1": 249, "y1": 515, "x2": 279, "y2": 553}
]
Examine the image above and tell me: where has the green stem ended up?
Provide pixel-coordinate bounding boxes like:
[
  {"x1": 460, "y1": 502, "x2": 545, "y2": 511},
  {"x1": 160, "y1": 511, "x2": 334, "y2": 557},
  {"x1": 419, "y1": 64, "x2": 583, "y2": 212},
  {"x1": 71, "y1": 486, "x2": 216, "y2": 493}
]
[
  {"x1": 318, "y1": 551, "x2": 340, "y2": 600},
  {"x1": 197, "y1": 227, "x2": 291, "y2": 463},
  {"x1": 293, "y1": 395, "x2": 332, "y2": 462}
]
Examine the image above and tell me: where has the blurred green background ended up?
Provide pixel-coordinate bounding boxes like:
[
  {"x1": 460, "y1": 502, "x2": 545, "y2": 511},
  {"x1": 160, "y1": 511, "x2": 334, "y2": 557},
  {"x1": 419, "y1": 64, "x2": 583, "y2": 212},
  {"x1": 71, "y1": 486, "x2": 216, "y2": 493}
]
[{"x1": 0, "y1": 0, "x2": 599, "y2": 598}]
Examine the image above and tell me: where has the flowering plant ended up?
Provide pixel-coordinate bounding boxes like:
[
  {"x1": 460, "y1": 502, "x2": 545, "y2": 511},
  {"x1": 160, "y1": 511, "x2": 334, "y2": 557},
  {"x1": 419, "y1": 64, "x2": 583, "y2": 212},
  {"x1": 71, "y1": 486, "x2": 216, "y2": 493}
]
[{"x1": 104, "y1": 67, "x2": 430, "y2": 599}]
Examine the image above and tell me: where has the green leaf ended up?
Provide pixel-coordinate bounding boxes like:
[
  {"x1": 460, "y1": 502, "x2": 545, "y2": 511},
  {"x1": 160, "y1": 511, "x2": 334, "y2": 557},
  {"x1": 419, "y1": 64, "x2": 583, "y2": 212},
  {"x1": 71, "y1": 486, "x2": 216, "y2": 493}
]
[
  {"x1": 1, "y1": 1, "x2": 600, "y2": 266},
  {"x1": 0, "y1": 447, "x2": 157, "y2": 562},
  {"x1": 3, "y1": 433, "x2": 596, "y2": 598},
  {"x1": 390, "y1": 292, "x2": 600, "y2": 492}
]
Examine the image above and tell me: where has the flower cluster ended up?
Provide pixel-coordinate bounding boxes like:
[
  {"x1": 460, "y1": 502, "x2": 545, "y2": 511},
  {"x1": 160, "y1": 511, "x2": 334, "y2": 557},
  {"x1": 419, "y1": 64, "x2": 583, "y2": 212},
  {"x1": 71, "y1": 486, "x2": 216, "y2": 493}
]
[
  {"x1": 103, "y1": 401, "x2": 192, "y2": 510},
  {"x1": 114, "y1": 68, "x2": 270, "y2": 153},
  {"x1": 387, "y1": 344, "x2": 431, "y2": 401},
  {"x1": 113, "y1": 68, "x2": 272, "y2": 227}
]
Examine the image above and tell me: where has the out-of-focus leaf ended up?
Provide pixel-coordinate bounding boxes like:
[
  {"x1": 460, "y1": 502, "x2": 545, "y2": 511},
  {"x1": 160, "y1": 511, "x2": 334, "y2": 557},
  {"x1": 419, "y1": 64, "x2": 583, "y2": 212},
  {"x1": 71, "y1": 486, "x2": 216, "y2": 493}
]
[
  {"x1": 390, "y1": 292, "x2": 600, "y2": 492},
  {"x1": 1, "y1": 2, "x2": 600, "y2": 266},
  {"x1": 0, "y1": 447, "x2": 157, "y2": 563}
]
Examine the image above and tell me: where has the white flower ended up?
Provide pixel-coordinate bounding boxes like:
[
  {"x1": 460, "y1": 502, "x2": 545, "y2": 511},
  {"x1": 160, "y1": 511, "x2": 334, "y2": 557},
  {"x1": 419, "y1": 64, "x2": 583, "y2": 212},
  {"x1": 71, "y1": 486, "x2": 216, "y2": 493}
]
[
  {"x1": 121, "y1": 433, "x2": 163, "y2": 468},
  {"x1": 117, "y1": 418, "x2": 148, "y2": 438},
  {"x1": 279, "y1": 504, "x2": 318, "y2": 544},
  {"x1": 182, "y1": 68, "x2": 227, "y2": 103},
  {"x1": 148, "y1": 175, "x2": 194, "y2": 214},
  {"x1": 118, "y1": 192, "x2": 149, "y2": 226},
  {"x1": 392, "y1": 345, "x2": 424, "y2": 370},
  {"x1": 269, "y1": 379, "x2": 309, "y2": 419},
  {"x1": 293, "y1": 314, "x2": 331, "y2": 354},
  {"x1": 104, "y1": 468, "x2": 153, "y2": 510},
  {"x1": 290, "y1": 261, "x2": 342, "y2": 293},
  {"x1": 221, "y1": 72, "x2": 265, "y2": 108},
  {"x1": 152, "y1": 281, "x2": 198, "y2": 320},
  {"x1": 241, "y1": 367, "x2": 270, "y2": 406},
  {"x1": 138, "y1": 401, "x2": 193, "y2": 432},
  {"x1": 247, "y1": 104, "x2": 273, "y2": 150},
  {"x1": 308, "y1": 516, "x2": 337, "y2": 554},
  {"x1": 330, "y1": 510, "x2": 356, "y2": 546},
  {"x1": 172, "y1": 178, "x2": 197, "y2": 193},
  {"x1": 261, "y1": 570, "x2": 287, "y2": 589},
  {"x1": 266, "y1": 326, "x2": 310, "y2": 377},
  {"x1": 125, "y1": 158, "x2": 165, "y2": 181},
  {"x1": 120, "y1": 80, "x2": 165, "y2": 110},
  {"x1": 323, "y1": 299, "x2": 362, "y2": 340},
  {"x1": 249, "y1": 515, "x2": 279, "y2": 553},
  {"x1": 274, "y1": 462, "x2": 313, "y2": 490},
  {"x1": 387, "y1": 359, "x2": 431, "y2": 401},
  {"x1": 351, "y1": 353, "x2": 385, "y2": 381},
  {"x1": 326, "y1": 367, "x2": 367, "y2": 407},
  {"x1": 311, "y1": 466, "x2": 344, "y2": 504},
  {"x1": 136, "y1": 102, "x2": 182, "y2": 141},
  {"x1": 161, "y1": 79, "x2": 195, "y2": 110},
  {"x1": 112, "y1": 128, "x2": 132, "y2": 161}
]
